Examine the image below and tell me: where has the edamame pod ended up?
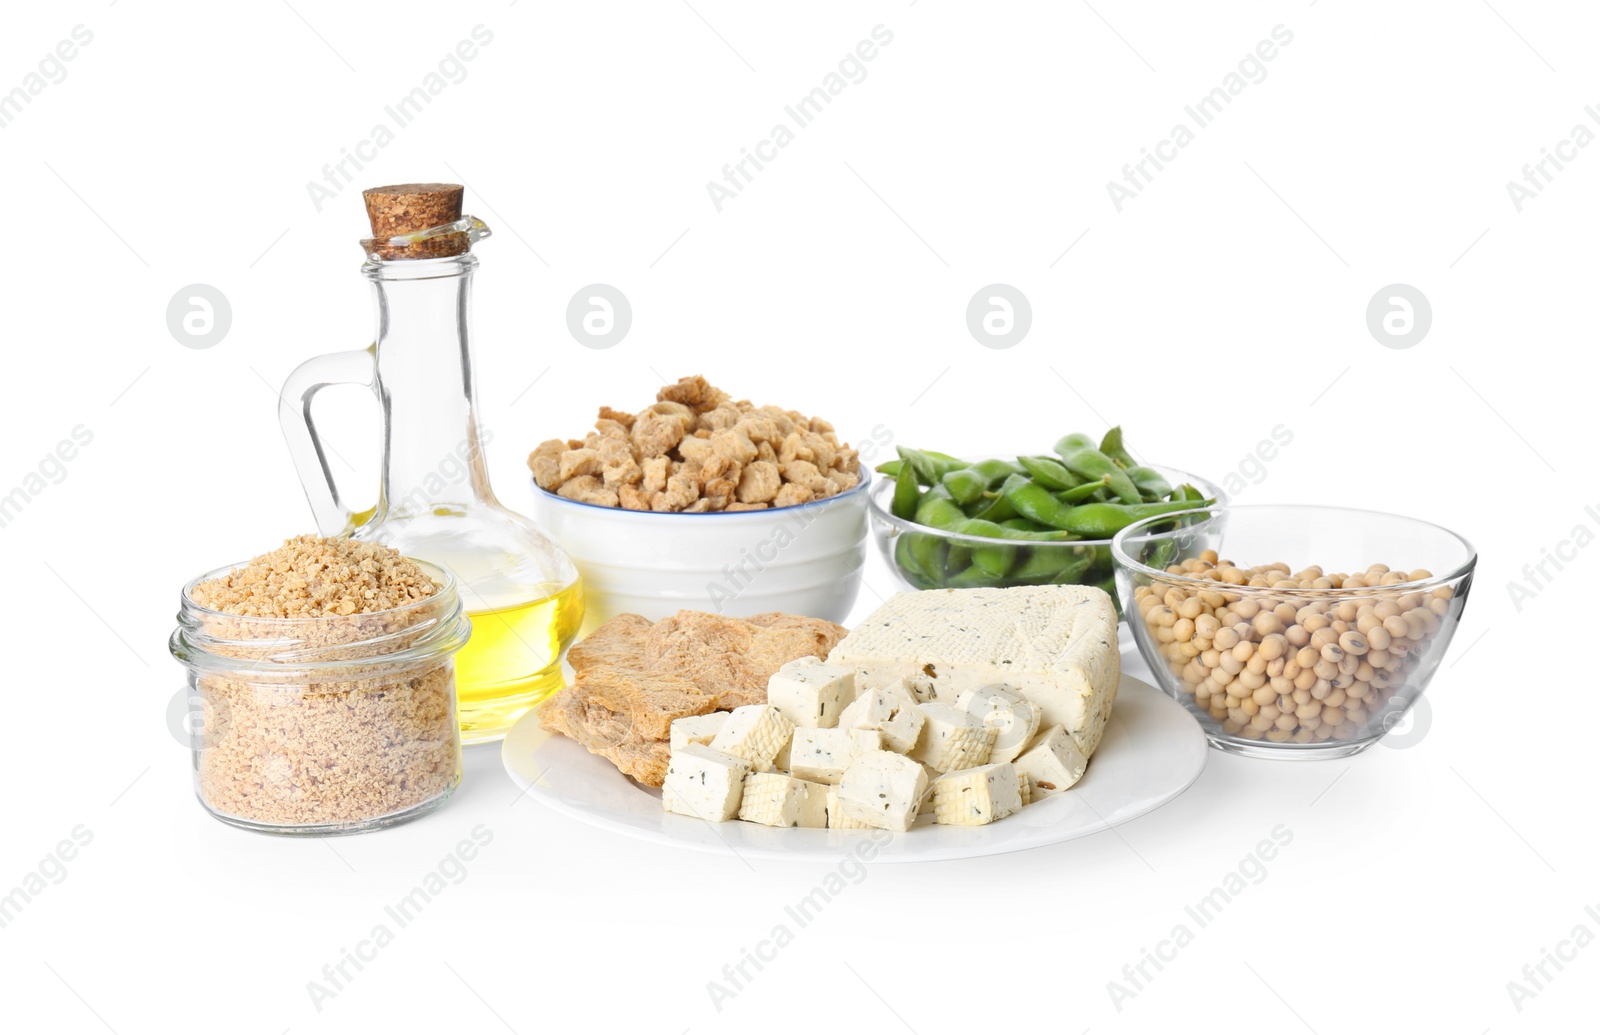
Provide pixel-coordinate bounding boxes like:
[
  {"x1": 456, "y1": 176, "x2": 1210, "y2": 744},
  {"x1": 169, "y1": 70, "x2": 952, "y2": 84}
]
[
  {"x1": 1016, "y1": 455, "x2": 1081, "y2": 491},
  {"x1": 1054, "y1": 433, "x2": 1096, "y2": 457},
  {"x1": 1100, "y1": 426, "x2": 1137, "y2": 469},
  {"x1": 1012, "y1": 545, "x2": 1095, "y2": 582},
  {"x1": 892, "y1": 463, "x2": 920, "y2": 520},
  {"x1": 957, "y1": 519, "x2": 1078, "y2": 542},
  {"x1": 1055, "y1": 445, "x2": 1143, "y2": 505},
  {"x1": 894, "y1": 533, "x2": 927, "y2": 580},
  {"x1": 941, "y1": 467, "x2": 988, "y2": 506},
  {"x1": 969, "y1": 491, "x2": 1017, "y2": 523},
  {"x1": 970, "y1": 458, "x2": 1025, "y2": 486},
  {"x1": 1002, "y1": 477, "x2": 1079, "y2": 530},
  {"x1": 1055, "y1": 476, "x2": 1112, "y2": 505},
  {"x1": 1125, "y1": 465, "x2": 1172, "y2": 501},
  {"x1": 915, "y1": 487, "x2": 968, "y2": 531},
  {"x1": 1054, "y1": 498, "x2": 1216, "y2": 538},
  {"x1": 972, "y1": 542, "x2": 1016, "y2": 578},
  {"x1": 899, "y1": 446, "x2": 967, "y2": 485}
]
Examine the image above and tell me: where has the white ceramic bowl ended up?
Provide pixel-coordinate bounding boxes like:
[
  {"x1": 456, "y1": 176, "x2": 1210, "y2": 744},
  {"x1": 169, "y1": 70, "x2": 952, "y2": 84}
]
[{"x1": 526, "y1": 471, "x2": 872, "y2": 627}]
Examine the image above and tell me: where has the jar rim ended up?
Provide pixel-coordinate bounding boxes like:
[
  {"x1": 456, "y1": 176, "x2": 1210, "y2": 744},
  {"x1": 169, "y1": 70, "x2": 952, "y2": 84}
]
[
  {"x1": 178, "y1": 559, "x2": 459, "y2": 624},
  {"x1": 170, "y1": 559, "x2": 471, "y2": 676}
]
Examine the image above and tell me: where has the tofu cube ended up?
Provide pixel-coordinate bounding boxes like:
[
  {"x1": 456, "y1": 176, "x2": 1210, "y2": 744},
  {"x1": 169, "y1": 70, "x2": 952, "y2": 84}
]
[
  {"x1": 1015, "y1": 724, "x2": 1088, "y2": 796},
  {"x1": 710, "y1": 704, "x2": 795, "y2": 772},
  {"x1": 909, "y1": 702, "x2": 998, "y2": 772},
  {"x1": 767, "y1": 657, "x2": 857, "y2": 728},
  {"x1": 839, "y1": 686, "x2": 897, "y2": 730},
  {"x1": 838, "y1": 750, "x2": 929, "y2": 832},
  {"x1": 839, "y1": 686, "x2": 924, "y2": 754},
  {"x1": 953, "y1": 685, "x2": 1040, "y2": 764},
  {"x1": 825, "y1": 785, "x2": 873, "y2": 829},
  {"x1": 661, "y1": 745, "x2": 751, "y2": 822},
  {"x1": 789, "y1": 727, "x2": 879, "y2": 784},
  {"x1": 669, "y1": 712, "x2": 729, "y2": 752},
  {"x1": 931, "y1": 763, "x2": 1024, "y2": 826},
  {"x1": 738, "y1": 772, "x2": 829, "y2": 827}
]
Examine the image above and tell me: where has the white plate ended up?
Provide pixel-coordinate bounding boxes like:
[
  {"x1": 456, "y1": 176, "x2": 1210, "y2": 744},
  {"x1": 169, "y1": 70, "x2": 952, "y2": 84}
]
[{"x1": 501, "y1": 673, "x2": 1206, "y2": 863}]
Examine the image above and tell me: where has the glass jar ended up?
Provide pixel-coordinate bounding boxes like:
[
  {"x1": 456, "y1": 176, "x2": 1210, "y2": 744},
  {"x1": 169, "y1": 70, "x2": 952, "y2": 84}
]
[{"x1": 169, "y1": 560, "x2": 470, "y2": 835}]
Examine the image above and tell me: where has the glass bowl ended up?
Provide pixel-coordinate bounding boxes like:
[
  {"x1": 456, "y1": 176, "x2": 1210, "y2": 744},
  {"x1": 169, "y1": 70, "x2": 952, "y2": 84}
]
[
  {"x1": 868, "y1": 462, "x2": 1224, "y2": 612},
  {"x1": 1111, "y1": 504, "x2": 1476, "y2": 759}
]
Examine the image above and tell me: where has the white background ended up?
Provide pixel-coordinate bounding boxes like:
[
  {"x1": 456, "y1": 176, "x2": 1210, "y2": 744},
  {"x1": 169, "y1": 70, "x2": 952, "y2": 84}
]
[{"x1": 0, "y1": 1, "x2": 1592, "y2": 1032}]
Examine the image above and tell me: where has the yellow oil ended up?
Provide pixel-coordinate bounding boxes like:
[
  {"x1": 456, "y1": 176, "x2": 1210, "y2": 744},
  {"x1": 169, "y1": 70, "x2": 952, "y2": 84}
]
[{"x1": 453, "y1": 580, "x2": 585, "y2": 744}]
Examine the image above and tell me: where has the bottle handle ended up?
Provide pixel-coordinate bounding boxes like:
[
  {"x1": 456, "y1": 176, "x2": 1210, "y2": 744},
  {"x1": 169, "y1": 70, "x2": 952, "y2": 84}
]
[{"x1": 278, "y1": 346, "x2": 378, "y2": 535}]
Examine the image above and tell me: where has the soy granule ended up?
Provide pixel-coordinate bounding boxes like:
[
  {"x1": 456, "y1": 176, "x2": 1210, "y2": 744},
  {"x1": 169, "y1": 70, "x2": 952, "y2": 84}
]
[
  {"x1": 188, "y1": 536, "x2": 461, "y2": 829},
  {"x1": 191, "y1": 533, "x2": 437, "y2": 617}
]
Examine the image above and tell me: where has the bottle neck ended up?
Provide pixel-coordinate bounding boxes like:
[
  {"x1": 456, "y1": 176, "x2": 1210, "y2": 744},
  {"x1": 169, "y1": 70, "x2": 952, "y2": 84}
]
[{"x1": 367, "y1": 257, "x2": 497, "y2": 519}]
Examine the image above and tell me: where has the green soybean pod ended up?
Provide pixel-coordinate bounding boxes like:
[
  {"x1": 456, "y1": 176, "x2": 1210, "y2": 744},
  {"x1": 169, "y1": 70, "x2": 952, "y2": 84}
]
[
  {"x1": 969, "y1": 492, "x2": 1017, "y2": 523},
  {"x1": 911, "y1": 534, "x2": 948, "y2": 580},
  {"x1": 970, "y1": 458, "x2": 1025, "y2": 486},
  {"x1": 875, "y1": 459, "x2": 904, "y2": 477},
  {"x1": 899, "y1": 446, "x2": 967, "y2": 485},
  {"x1": 1054, "y1": 432, "x2": 1097, "y2": 457},
  {"x1": 1059, "y1": 498, "x2": 1215, "y2": 538},
  {"x1": 1002, "y1": 477, "x2": 1078, "y2": 529},
  {"x1": 1059, "y1": 447, "x2": 1143, "y2": 504},
  {"x1": 892, "y1": 463, "x2": 921, "y2": 520},
  {"x1": 915, "y1": 486, "x2": 968, "y2": 531},
  {"x1": 1016, "y1": 455, "x2": 1081, "y2": 491},
  {"x1": 1012, "y1": 545, "x2": 1094, "y2": 582},
  {"x1": 941, "y1": 467, "x2": 988, "y2": 507},
  {"x1": 1055, "y1": 476, "x2": 1111, "y2": 505},
  {"x1": 972, "y1": 542, "x2": 1017, "y2": 578},
  {"x1": 944, "y1": 565, "x2": 1005, "y2": 588},
  {"x1": 894, "y1": 533, "x2": 927, "y2": 580},
  {"x1": 959, "y1": 519, "x2": 1077, "y2": 542},
  {"x1": 1100, "y1": 426, "x2": 1137, "y2": 469},
  {"x1": 1125, "y1": 465, "x2": 1172, "y2": 501}
]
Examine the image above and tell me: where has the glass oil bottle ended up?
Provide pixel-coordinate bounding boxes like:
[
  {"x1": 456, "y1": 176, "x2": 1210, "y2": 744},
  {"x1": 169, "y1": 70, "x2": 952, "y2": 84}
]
[{"x1": 278, "y1": 183, "x2": 583, "y2": 743}]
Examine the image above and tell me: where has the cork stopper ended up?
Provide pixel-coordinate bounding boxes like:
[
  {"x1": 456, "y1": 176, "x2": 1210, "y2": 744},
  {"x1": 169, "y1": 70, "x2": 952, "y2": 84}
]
[{"x1": 361, "y1": 183, "x2": 468, "y2": 259}]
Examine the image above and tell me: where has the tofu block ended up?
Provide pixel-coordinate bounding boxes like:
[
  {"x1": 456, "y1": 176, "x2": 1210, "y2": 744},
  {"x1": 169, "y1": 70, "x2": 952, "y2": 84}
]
[
  {"x1": 839, "y1": 686, "x2": 897, "y2": 729},
  {"x1": 767, "y1": 657, "x2": 857, "y2": 728},
  {"x1": 825, "y1": 785, "x2": 873, "y2": 829},
  {"x1": 827, "y1": 586, "x2": 1121, "y2": 757},
  {"x1": 847, "y1": 728, "x2": 882, "y2": 754},
  {"x1": 789, "y1": 727, "x2": 879, "y2": 784},
  {"x1": 839, "y1": 686, "x2": 924, "y2": 754},
  {"x1": 953, "y1": 685, "x2": 1040, "y2": 764},
  {"x1": 909, "y1": 702, "x2": 998, "y2": 773},
  {"x1": 877, "y1": 700, "x2": 926, "y2": 755},
  {"x1": 710, "y1": 704, "x2": 795, "y2": 772},
  {"x1": 931, "y1": 763, "x2": 1024, "y2": 826},
  {"x1": 838, "y1": 751, "x2": 929, "y2": 832},
  {"x1": 661, "y1": 744, "x2": 751, "y2": 822},
  {"x1": 738, "y1": 772, "x2": 829, "y2": 827},
  {"x1": 1015, "y1": 725, "x2": 1088, "y2": 796},
  {"x1": 669, "y1": 712, "x2": 729, "y2": 752}
]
